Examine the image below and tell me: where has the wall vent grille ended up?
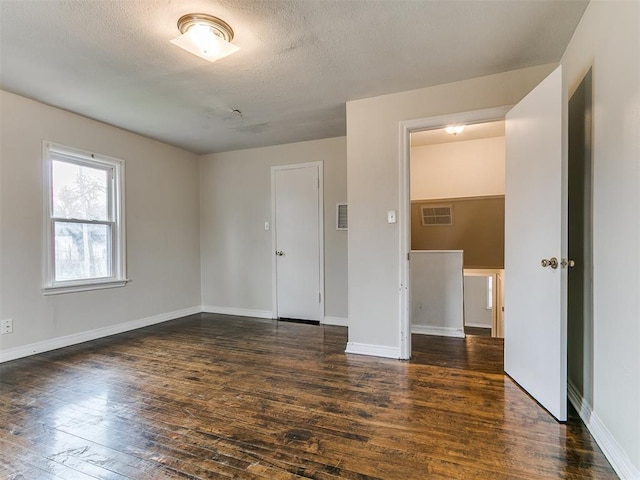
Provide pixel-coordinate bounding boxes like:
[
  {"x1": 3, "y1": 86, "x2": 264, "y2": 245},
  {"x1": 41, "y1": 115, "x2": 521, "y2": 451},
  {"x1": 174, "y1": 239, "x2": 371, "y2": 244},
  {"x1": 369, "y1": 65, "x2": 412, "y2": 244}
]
[
  {"x1": 421, "y1": 205, "x2": 453, "y2": 226},
  {"x1": 337, "y1": 203, "x2": 348, "y2": 230}
]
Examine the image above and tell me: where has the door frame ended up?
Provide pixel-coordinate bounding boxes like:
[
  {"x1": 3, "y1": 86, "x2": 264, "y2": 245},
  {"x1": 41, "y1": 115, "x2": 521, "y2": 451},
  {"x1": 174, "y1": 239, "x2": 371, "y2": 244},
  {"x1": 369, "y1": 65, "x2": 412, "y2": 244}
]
[
  {"x1": 566, "y1": 68, "x2": 594, "y2": 412},
  {"x1": 398, "y1": 106, "x2": 511, "y2": 359},
  {"x1": 270, "y1": 161, "x2": 325, "y2": 321},
  {"x1": 463, "y1": 269, "x2": 504, "y2": 337}
]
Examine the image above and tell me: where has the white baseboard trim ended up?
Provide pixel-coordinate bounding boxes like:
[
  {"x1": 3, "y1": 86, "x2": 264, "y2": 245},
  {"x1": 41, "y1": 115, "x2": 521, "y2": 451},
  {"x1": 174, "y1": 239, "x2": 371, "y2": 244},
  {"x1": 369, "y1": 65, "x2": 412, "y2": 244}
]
[
  {"x1": 0, "y1": 306, "x2": 201, "y2": 363},
  {"x1": 323, "y1": 316, "x2": 348, "y2": 327},
  {"x1": 345, "y1": 342, "x2": 400, "y2": 359},
  {"x1": 464, "y1": 322, "x2": 492, "y2": 329},
  {"x1": 201, "y1": 305, "x2": 273, "y2": 319},
  {"x1": 568, "y1": 381, "x2": 640, "y2": 479},
  {"x1": 567, "y1": 380, "x2": 592, "y2": 423},
  {"x1": 412, "y1": 325, "x2": 465, "y2": 338}
]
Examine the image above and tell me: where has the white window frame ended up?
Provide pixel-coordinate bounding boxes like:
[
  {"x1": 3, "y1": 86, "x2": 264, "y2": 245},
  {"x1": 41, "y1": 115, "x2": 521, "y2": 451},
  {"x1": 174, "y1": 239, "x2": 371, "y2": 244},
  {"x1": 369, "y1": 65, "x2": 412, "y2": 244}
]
[
  {"x1": 486, "y1": 275, "x2": 493, "y2": 310},
  {"x1": 42, "y1": 142, "x2": 128, "y2": 295}
]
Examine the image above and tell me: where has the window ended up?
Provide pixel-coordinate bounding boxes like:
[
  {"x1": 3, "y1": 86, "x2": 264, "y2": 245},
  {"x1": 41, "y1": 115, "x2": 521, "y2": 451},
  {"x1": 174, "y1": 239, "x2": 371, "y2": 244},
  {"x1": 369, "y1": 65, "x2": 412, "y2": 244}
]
[
  {"x1": 43, "y1": 142, "x2": 127, "y2": 294},
  {"x1": 486, "y1": 276, "x2": 493, "y2": 310}
]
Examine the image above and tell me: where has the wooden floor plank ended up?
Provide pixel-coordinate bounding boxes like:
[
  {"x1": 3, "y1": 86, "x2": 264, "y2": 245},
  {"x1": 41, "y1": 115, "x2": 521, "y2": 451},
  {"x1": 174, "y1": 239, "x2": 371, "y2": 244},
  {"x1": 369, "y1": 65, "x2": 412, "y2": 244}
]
[{"x1": 0, "y1": 313, "x2": 617, "y2": 479}]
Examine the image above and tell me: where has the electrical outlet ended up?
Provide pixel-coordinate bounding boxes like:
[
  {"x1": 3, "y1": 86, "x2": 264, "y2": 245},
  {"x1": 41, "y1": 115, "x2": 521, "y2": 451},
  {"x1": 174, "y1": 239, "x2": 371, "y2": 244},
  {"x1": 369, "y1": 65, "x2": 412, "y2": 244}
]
[{"x1": 1, "y1": 318, "x2": 13, "y2": 335}]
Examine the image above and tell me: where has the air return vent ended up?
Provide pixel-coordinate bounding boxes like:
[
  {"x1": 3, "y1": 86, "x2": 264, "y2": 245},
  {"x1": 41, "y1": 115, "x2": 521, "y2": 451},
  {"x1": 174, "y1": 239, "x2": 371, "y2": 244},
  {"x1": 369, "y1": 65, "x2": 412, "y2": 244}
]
[
  {"x1": 421, "y1": 205, "x2": 453, "y2": 226},
  {"x1": 336, "y1": 203, "x2": 348, "y2": 230}
]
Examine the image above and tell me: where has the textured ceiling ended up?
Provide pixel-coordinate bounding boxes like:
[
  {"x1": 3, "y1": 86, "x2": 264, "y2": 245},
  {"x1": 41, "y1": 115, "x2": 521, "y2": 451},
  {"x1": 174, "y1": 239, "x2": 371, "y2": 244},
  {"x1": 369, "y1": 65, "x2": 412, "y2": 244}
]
[{"x1": 0, "y1": 0, "x2": 587, "y2": 155}]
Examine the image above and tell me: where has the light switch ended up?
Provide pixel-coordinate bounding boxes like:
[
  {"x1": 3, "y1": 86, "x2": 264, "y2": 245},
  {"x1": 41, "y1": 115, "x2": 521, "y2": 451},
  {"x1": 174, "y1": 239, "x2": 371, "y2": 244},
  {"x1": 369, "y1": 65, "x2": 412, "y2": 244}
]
[
  {"x1": 387, "y1": 210, "x2": 397, "y2": 224},
  {"x1": 264, "y1": 222, "x2": 270, "y2": 231}
]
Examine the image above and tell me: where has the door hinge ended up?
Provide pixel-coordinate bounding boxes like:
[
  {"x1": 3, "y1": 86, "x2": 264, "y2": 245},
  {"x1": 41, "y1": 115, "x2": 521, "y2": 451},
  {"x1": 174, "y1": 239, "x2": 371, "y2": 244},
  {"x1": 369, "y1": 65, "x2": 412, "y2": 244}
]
[
  {"x1": 319, "y1": 292, "x2": 322, "y2": 303},
  {"x1": 407, "y1": 252, "x2": 410, "y2": 261}
]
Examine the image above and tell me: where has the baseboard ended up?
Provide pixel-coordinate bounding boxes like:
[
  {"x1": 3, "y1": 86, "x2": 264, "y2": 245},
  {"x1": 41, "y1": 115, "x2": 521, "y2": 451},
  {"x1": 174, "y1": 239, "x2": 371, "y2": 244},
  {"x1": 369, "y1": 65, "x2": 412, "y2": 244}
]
[
  {"x1": 411, "y1": 325, "x2": 465, "y2": 338},
  {"x1": 568, "y1": 381, "x2": 640, "y2": 479},
  {"x1": 201, "y1": 305, "x2": 273, "y2": 319},
  {"x1": 323, "y1": 316, "x2": 348, "y2": 327},
  {"x1": 345, "y1": 342, "x2": 400, "y2": 359},
  {"x1": 464, "y1": 322, "x2": 492, "y2": 329},
  {"x1": 201, "y1": 307, "x2": 345, "y2": 325},
  {"x1": 0, "y1": 306, "x2": 201, "y2": 363},
  {"x1": 567, "y1": 381, "x2": 592, "y2": 423}
]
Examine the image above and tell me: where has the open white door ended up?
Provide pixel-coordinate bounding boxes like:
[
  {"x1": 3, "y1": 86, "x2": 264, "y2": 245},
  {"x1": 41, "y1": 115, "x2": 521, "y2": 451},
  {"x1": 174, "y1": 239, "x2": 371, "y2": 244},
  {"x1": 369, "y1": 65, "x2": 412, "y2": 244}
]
[
  {"x1": 504, "y1": 66, "x2": 567, "y2": 421},
  {"x1": 272, "y1": 162, "x2": 324, "y2": 322}
]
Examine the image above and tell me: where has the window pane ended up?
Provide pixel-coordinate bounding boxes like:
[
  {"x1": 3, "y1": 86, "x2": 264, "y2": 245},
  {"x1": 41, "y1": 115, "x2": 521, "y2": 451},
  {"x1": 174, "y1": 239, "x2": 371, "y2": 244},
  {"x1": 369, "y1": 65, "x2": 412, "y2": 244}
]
[
  {"x1": 54, "y1": 222, "x2": 111, "y2": 281},
  {"x1": 486, "y1": 276, "x2": 493, "y2": 310},
  {"x1": 52, "y1": 161, "x2": 109, "y2": 220}
]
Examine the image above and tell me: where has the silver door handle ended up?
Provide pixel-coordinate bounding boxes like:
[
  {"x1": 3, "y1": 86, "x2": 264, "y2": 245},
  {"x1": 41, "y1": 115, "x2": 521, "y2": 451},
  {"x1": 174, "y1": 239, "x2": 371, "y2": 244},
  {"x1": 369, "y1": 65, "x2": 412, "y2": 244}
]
[
  {"x1": 275, "y1": 250, "x2": 284, "y2": 256},
  {"x1": 541, "y1": 257, "x2": 558, "y2": 269}
]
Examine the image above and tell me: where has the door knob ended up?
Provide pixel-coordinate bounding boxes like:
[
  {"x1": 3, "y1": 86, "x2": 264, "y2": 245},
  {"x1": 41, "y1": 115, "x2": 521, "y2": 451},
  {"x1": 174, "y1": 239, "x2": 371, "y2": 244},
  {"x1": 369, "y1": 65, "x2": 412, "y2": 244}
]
[
  {"x1": 541, "y1": 257, "x2": 558, "y2": 269},
  {"x1": 275, "y1": 250, "x2": 284, "y2": 256},
  {"x1": 561, "y1": 258, "x2": 575, "y2": 268}
]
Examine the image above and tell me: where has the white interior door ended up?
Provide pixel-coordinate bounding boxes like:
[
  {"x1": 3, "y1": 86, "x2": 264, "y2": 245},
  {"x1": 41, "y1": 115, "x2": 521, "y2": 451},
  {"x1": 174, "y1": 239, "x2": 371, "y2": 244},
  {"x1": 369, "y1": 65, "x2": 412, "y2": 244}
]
[
  {"x1": 504, "y1": 66, "x2": 567, "y2": 421},
  {"x1": 272, "y1": 162, "x2": 323, "y2": 322}
]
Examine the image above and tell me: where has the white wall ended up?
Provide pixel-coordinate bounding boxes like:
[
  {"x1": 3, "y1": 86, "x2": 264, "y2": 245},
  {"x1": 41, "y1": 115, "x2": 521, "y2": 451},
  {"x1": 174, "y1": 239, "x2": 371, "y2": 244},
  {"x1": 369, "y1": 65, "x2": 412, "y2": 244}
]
[
  {"x1": 561, "y1": 1, "x2": 640, "y2": 477},
  {"x1": 411, "y1": 136, "x2": 505, "y2": 200},
  {"x1": 463, "y1": 276, "x2": 493, "y2": 328},
  {"x1": 0, "y1": 91, "x2": 201, "y2": 358},
  {"x1": 346, "y1": 63, "x2": 556, "y2": 354},
  {"x1": 410, "y1": 251, "x2": 464, "y2": 337},
  {"x1": 199, "y1": 137, "x2": 347, "y2": 321}
]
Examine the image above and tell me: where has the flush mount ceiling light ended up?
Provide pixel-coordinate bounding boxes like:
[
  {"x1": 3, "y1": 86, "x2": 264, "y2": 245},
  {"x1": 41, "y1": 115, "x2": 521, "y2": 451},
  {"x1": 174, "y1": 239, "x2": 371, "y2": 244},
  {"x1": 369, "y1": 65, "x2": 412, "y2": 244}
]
[
  {"x1": 445, "y1": 125, "x2": 465, "y2": 135},
  {"x1": 170, "y1": 13, "x2": 240, "y2": 63}
]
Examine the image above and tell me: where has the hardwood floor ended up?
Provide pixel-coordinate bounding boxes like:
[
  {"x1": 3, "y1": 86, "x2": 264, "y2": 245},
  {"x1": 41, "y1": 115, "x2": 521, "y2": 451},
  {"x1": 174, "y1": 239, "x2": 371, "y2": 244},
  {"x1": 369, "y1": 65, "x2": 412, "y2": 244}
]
[
  {"x1": 463, "y1": 326, "x2": 492, "y2": 337},
  {"x1": 0, "y1": 314, "x2": 616, "y2": 479}
]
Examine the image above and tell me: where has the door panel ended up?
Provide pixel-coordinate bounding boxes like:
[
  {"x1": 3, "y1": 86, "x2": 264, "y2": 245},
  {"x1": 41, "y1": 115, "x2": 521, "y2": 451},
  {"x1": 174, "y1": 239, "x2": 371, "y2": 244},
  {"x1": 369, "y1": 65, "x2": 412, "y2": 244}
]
[
  {"x1": 273, "y1": 164, "x2": 323, "y2": 321},
  {"x1": 504, "y1": 66, "x2": 567, "y2": 421}
]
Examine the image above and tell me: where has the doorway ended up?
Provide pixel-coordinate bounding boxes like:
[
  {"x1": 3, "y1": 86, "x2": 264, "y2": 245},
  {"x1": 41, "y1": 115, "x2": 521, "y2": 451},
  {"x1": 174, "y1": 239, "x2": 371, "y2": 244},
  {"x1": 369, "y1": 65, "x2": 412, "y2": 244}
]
[
  {"x1": 567, "y1": 69, "x2": 593, "y2": 411},
  {"x1": 271, "y1": 162, "x2": 324, "y2": 322},
  {"x1": 408, "y1": 121, "x2": 506, "y2": 339},
  {"x1": 398, "y1": 107, "x2": 510, "y2": 359},
  {"x1": 463, "y1": 270, "x2": 504, "y2": 338},
  {"x1": 400, "y1": 67, "x2": 574, "y2": 423}
]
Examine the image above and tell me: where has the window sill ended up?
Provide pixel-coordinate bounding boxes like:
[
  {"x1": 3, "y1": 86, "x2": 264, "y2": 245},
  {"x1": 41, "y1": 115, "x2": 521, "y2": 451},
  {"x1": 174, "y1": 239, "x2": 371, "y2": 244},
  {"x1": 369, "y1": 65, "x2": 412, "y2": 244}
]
[{"x1": 42, "y1": 279, "x2": 130, "y2": 296}]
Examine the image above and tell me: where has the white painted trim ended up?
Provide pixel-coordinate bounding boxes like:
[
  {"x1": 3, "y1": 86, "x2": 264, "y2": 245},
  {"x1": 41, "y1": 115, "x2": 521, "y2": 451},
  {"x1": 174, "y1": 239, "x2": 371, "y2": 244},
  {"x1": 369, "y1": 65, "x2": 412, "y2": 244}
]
[
  {"x1": 42, "y1": 141, "x2": 127, "y2": 291},
  {"x1": 398, "y1": 107, "x2": 512, "y2": 361},
  {"x1": 42, "y1": 279, "x2": 130, "y2": 295},
  {"x1": 201, "y1": 305, "x2": 273, "y2": 319},
  {"x1": 399, "y1": 120, "x2": 411, "y2": 360},
  {"x1": 0, "y1": 306, "x2": 201, "y2": 363},
  {"x1": 588, "y1": 413, "x2": 640, "y2": 480},
  {"x1": 323, "y1": 316, "x2": 348, "y2": 327},
  {"x1": 270, "y1": 161, "x2": 325, "y2": 322},
  {"x1": 411, "y1": 325, "x2": 466, "y2": 338},
  {"x1": 410, "y1": 249, "x2": 464, "y2": 254},
  {"x1": 317, "y1": 164, "x2": 325, "y2": 321},
  {"x1": 42, "y1": 141, "x2": 53, "y2": 288},
  {"x1": 567, "y1": 381, "x2": 591, "y2": 423},
  {"x1": 345, "y1": 342, "x2": 400, "y2": 359},
  {"x1": 271, "y1": 166, "x2": 278, "y2": 319},
  {"x1": 568, "y1": 381, "x2": 640, "y2": 480}
]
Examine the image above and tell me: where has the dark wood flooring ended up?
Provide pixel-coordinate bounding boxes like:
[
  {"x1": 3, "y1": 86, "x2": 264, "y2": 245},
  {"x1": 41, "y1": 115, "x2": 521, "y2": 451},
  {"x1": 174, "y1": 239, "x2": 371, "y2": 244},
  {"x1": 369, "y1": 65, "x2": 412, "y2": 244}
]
[
  {"x1": 0, "y1": 314, "x2": 617, "y2": 479},
  {"x1": 463, "y1": 326, "x2": 492, "y2": 337}
]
